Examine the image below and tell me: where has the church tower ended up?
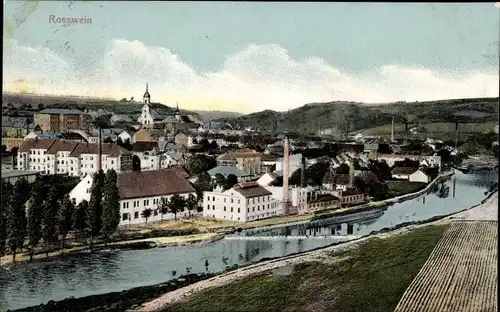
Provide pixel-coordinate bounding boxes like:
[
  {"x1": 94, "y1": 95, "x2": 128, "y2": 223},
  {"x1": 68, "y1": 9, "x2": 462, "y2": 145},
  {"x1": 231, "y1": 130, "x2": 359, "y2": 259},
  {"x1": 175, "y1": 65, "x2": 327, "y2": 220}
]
[{"x1": 143, "y1": 83, "x2": 151, "y2": 105}]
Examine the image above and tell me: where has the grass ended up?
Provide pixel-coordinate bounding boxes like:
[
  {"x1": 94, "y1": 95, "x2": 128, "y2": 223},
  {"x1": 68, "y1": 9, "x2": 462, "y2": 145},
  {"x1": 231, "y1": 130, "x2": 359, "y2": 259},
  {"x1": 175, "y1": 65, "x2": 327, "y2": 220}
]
[
  {"x1": 162, "y1": 223, "x2": 449, "y2": 312},
  {"x1": 387, "y1": 181, "x2": 427, "y2": 197}
]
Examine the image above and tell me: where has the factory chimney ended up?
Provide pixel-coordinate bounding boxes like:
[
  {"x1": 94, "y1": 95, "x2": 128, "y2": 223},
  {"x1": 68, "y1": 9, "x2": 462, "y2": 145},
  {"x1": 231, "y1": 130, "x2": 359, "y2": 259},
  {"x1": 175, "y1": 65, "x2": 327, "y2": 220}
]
[
  {"x1": 300, "y1": 155, "x2": 305, "y2": 187},
  {"x1": 348, "y1": 161, "x2": 355, "y2": 187},
  {"x1": 391, "y1": 115, "x2": 395, "y2": 143},
  {"x1": 282, "y1": 136, "x2": 290, "y2": 215},
  {"x1": 454, "y1": 121, "x2": 459, "y2": 151}
]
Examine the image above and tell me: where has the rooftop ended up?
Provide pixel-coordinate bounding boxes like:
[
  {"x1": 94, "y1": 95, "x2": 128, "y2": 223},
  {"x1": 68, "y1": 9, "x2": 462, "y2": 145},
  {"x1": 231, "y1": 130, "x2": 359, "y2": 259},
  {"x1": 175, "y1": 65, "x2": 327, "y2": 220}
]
[
  {"x1": 391, "y1": 167, "x2": 419, "y2": 175},
  {"x1": 38, "y1": 108, "x2": 84, "y2": 115},
  {"x1": 234, "y1": 181, "x2": 272, "y2": 198},
  {"x1": 117, "y1": 168, "x2": 195, "y2": 200},
  {"x1": 208, "y1": 166, "x2": 252, "y2": 178}
]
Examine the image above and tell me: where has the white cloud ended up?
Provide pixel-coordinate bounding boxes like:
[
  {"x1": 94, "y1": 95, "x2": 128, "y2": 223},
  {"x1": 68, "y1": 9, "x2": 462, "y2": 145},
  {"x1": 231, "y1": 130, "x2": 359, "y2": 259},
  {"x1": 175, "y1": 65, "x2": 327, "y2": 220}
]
[{"x1": 3, "y1": 38, "x2": 498, "y2": 113}]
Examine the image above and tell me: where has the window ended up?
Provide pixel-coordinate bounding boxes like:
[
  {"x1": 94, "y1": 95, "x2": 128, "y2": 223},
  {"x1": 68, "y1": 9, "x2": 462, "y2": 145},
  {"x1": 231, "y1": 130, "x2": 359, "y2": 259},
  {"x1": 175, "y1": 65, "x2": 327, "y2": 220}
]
[
  {"x1": 134, "y1": 211, "x2": 139, "y2": 219},
  {"x1": 267, "y1": 204, "x2": 270, "y2": 209},
  {"x1": 122, "y1": 213, "x2": 129, "y2": 221},
  {"x1": 144, "y1": 199, "x2": 149, "y2": 206},
  {"x1": 230, "y1": 207, "x2": 233, "y2": 212},
  {"x1": 231, "y1": 198, "x2": 234, "y2": 203},
  {"x1": 224, "y1": 198, "x2": 226, "y2": 203},
  {"x1": 237, "y1": 208, "x2": 240, "y2": 213},
  {"x1": 224, "y1": 206, "x2": 226, "y2": 211},
  {"x1": 252, "y1": 207, "x2": 255, "y2": 212},
  {"x1": 238, "y1": 200, "x2": 240, "y2": 204}
]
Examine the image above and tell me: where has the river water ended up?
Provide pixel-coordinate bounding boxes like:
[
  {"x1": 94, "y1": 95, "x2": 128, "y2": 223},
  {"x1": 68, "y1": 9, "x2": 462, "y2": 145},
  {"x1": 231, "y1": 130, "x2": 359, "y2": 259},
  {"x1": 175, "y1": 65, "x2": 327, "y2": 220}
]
[{"x1": 0, "y1": 170, "x2": 497, "y2": 311}]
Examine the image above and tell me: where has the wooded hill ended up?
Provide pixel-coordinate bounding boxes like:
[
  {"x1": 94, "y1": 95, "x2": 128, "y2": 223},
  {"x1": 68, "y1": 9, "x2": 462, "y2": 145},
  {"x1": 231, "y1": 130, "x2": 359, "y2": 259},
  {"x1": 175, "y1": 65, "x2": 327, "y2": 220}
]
[{"x1": 216, "y1": 97, "x2": 499, "y2": 135}]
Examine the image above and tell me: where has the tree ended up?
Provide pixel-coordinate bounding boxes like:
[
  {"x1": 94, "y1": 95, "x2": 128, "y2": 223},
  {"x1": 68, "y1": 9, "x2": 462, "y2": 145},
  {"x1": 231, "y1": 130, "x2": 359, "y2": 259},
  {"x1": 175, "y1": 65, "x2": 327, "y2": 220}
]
[
  {"x1": 368, "y1": 160, "x2": 392, "y2": 182},
  {"x1": 185, "y1": 194, "x2": 198, "y2": 218},
  {"x1": 57, "y1": 194, "x2": 75, "y2": 252},
  {"x1": 194, "y1": 171, "x2": 213, "y2": 195},
  {"x1": 73, "y1": 200, "x2": 88, "y2": 243},
  {"x1": 87, "y1": 170, "x2": 104, "y2": 248},
  {"x1": 289, "y1": 169, "x2": 303, "y2": 186},
  {"x1": 132, "y1": 155, "x2": 141, "y2": 171},
  {"x1": 336, "y1": 163, "x2": 350, "y2": 174},
  {"x1": 27, "y1": 179, "x2": 44, "y2": 260},
  {"x1": 159, "y1": 197, "x2": 170, "y2": 220},
  {"x1": 187, "y1": 154, "x2": 217, "y2": 175},
  {"x1": 306, "y1": 162, "x2": 329, "y2": 187},
  {"x1": 393, "y1": 158, "x2": 420, "y2": 168},
  {"x1": 6, "y1": 179, "x2": 29, "y2": 261},
  {"x1": 214, "y1": 173, "x2": 226, "y2": 189},
  {"x1": 41, "y1": 186, "x2": 59, "y2": 257},
  {"x1": 225, "y1": 174, "x2": 238, "y2": 190},
  {"x1": 102, "y1": 169, "x2": 120, "y2": 247},
  {"x1": 141, "y1": 208, "x2": 152, "y2": 224},
  {"x1": 168, "y1": 195, "x2": 186, "y2": 220},
  {"x1": 103, "y1": 137, "x2": 114, "y2": 143},
  {"x1": 0, "y1": 181, "x2": 13, "y2": 257},
  {"x1": 37, "y1": 103, "x2": 45, "y2": 110}
]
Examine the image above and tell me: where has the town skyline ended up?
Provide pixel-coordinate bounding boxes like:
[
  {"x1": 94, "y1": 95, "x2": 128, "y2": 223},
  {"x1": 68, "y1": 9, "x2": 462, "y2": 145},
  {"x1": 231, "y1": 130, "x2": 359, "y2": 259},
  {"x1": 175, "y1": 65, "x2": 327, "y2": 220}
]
[{"x1": 3, "y1": 2, "x2": 499, "y2": 113}]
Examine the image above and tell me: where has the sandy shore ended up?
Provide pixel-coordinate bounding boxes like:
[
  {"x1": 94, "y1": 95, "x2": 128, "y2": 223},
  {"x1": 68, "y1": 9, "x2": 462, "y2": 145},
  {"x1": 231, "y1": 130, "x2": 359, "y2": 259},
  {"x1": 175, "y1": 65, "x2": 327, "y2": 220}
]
[{"x1": 131, "y1": 191, "x2": 497, "y2": 312}]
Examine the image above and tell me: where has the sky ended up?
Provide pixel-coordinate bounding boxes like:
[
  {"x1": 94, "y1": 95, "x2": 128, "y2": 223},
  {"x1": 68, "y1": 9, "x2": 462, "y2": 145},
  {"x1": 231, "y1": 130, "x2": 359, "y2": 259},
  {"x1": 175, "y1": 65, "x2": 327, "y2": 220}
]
[{"x1": 3, "y1": 1, "x2": 499, "y2": 113}]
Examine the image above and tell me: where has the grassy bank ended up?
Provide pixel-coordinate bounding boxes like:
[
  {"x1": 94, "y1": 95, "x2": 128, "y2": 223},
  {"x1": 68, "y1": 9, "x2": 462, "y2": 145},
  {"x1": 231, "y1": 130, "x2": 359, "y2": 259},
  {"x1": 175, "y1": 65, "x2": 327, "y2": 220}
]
[
  {"x1": 161, "y1": 224, "x2": 448, "y2": 312},
  {"x1": 0, "y1": 233, "x2": 222, "y2": 265},
  {"x1": 387, "y1": 181, "x2": 427, "y2": 197}
]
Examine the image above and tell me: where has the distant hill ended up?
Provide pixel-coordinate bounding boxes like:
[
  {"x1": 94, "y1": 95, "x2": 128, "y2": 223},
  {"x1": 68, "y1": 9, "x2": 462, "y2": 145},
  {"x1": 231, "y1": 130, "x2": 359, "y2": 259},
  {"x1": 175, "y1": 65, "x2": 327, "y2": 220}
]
[
  {"x1": 192, "y1": 110, "x2": 243, "y2": 121},
  {"x1": 216, "y1": 98, "x2": 499, "y2": 135},
  {"x1": 1, "y1": 93, "x2": 199, "y2": 119}
]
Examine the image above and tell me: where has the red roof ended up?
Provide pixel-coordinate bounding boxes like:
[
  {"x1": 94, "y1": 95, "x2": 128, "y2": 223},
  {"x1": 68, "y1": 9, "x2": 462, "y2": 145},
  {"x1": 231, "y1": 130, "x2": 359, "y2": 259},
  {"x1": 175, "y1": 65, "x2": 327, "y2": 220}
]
[{"x1": 117, "y1": 168, "x2": 195, "y2": 200}]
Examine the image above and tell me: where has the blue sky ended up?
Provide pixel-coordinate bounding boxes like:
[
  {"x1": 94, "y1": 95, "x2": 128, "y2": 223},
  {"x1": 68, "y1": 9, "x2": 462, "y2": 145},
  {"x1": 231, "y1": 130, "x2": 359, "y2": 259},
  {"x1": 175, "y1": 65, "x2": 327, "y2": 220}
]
[{"x1": 3, "y1": 1, "x2": 499, "y2": 113}]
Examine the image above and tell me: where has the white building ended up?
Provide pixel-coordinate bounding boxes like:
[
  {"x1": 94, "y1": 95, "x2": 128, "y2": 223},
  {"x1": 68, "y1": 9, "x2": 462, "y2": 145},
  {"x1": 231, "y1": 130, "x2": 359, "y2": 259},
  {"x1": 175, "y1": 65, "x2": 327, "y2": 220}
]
[
  {"x1": 409, "y1": 169, "x2": 431, "y2": 183},
  {"x1": 17, "y1": 138, "x2": 131, "y2": 178},
  {"x1": 137, "y1": 84, "x2": 164, "y2": 127},
  {"x1": 275, "y1": 154, "x2": 303, "y2": 177},
  {"x1": 70, "y1": 168, "x2": 196, "y2": 225},
  {"x1": 391, "y1": 167, "x2": 430, "y2": 182},
  {"x1": 203, "y1": 181, "x2": 280, "y2": 222}
]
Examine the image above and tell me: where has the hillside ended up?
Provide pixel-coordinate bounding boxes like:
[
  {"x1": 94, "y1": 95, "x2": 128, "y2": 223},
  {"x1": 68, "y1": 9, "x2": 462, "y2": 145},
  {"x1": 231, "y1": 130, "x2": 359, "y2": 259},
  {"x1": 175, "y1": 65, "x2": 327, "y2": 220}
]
[
  {"x1": 1, "y1": 93, "x2": 198, "y2": 118},
  {"x1": 217, "y1": 98, "x2": 499, "y2": 135},
  {"x1": 192, "y1": 110, "x2": 243, "y2": 121}
]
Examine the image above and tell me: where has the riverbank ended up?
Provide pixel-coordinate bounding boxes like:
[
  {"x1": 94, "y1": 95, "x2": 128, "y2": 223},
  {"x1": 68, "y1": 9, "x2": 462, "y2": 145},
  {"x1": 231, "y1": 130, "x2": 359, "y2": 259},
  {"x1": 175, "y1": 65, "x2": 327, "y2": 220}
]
[
  {"x1": 0, "y1": 232, "x2": 224, "y2": 266},
  {"x1": 133, "y1": 189, "x2": 497, "y2": 312},
  {"x1": 1, "y1": 171, "x2": 453, "y2": 266}
]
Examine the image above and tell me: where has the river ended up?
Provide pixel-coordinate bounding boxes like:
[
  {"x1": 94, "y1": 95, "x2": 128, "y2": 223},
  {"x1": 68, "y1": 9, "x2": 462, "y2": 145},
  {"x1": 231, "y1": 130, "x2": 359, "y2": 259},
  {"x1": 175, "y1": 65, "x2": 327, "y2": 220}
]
[{"x1": 0, "y1": 170, "x2": 497, "y2": 311}]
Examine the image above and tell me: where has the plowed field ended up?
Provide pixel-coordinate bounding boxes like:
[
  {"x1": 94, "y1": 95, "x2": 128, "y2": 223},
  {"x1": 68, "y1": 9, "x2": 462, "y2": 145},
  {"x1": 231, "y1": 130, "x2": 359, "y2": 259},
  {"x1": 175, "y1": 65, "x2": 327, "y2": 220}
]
[{"x1": 394, "y1": 221, "x2": 498, "y2": 312}]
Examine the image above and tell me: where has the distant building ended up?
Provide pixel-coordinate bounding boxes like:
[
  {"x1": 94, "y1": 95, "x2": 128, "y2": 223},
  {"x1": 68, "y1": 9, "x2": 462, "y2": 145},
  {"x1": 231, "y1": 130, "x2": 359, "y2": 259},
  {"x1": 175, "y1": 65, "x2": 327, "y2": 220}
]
[
  {"x1": 17, "y1": 138, "x2": 132, "y2": 178},
  {"x1": 217, "y1": 148, "x2": 262, "y2": 175},
  {"x1": 34, "y1": 108, "x2": 89, "y2": 132},
  {"x1": 1, "y1": 170, "x2": 39, "y2": 184}
]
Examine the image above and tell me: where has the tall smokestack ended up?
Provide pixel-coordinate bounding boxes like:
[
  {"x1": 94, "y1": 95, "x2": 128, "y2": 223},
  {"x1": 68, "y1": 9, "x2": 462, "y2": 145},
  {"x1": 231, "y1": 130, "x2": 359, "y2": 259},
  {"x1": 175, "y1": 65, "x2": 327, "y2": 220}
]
[
  {"x1": 348, "y1": 162, "x2": 354, "y2": 187},
  {"x1": 300, "y1": 155, "x2": 305, "y2": 187},
  {"x1": 454, "y1": 121, "x2": 459, "y2": 151},
  {"x1": 282, "y1": 136, "x2": 290, "y2": 215},
  {"x1": 391, "y1": 116, "x2": 395, "y2": 142}
]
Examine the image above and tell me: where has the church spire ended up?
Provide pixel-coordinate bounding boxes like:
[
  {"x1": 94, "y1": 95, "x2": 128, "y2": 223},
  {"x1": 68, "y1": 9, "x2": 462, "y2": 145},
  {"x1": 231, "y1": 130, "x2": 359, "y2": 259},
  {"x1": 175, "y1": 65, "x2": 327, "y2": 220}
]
[{"x1": 143, "y1": 82, "x2": 151, "y2": 104}]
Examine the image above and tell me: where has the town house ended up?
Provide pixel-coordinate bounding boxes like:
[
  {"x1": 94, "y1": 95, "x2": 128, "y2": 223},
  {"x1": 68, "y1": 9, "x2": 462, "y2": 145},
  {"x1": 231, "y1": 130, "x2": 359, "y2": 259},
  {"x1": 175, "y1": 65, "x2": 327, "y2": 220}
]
[
  {"x1": 69, "y1": 167, "x2": 196, "y2": 225},
  {"x1": 203, "y1": 181, "x2": 279, "y2": 222}
]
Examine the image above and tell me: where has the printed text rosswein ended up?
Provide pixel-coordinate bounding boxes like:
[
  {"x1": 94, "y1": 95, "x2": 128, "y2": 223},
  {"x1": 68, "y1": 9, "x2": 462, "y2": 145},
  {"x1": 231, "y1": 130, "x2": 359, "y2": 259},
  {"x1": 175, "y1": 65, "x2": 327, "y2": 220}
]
[{"x1": 49, "y1": 15, "x2": 92, "y2": 24}]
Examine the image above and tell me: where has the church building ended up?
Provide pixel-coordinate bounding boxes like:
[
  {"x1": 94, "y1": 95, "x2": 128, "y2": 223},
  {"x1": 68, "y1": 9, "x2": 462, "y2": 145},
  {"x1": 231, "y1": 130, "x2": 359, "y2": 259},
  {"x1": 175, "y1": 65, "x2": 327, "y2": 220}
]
[{"x1": 137, "y1": 83, "x2": 164, "y2": 128}]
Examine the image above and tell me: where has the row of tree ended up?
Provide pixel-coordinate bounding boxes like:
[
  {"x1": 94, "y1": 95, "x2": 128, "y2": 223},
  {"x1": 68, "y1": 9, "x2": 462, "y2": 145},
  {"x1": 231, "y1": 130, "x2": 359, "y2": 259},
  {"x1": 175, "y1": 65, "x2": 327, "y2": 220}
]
[
  {"x1": 140, "y1": 193, "x2": 199, "y2": 224},
  {"x1": 0, "y1": 169, "x2": 121, "y2": 261}
]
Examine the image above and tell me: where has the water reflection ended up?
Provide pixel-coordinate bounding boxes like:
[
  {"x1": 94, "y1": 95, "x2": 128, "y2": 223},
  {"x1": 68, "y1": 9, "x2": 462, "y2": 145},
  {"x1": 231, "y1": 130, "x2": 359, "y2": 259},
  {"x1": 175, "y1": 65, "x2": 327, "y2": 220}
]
[{"x1": 0, "y1": 170, "x2": 497, "y2": 311}]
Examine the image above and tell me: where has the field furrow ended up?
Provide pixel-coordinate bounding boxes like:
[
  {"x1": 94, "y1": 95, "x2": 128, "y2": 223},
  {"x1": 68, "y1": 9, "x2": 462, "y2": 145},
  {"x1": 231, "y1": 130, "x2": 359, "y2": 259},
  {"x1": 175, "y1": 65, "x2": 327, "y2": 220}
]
[{"x1": 394, "y1": 221, "x2": 497, "y2": 312}]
